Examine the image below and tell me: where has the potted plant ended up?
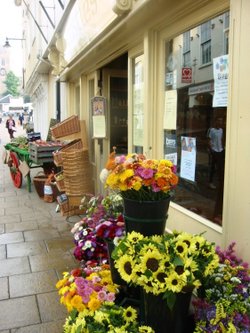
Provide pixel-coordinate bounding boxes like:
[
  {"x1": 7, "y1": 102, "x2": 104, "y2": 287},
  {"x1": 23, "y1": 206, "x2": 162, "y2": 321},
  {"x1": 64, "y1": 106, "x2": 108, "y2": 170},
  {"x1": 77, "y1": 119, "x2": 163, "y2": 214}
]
[
  {"x1": 100, "y1": 152, "x2": 178, "y2": 236},
  {"x1": 63, "y1": 302, "x2": 155, "y2": 333},
  {"x1": 193, "y1": 242, "x2": 250, "y2": 332},
  {"x1": 112, "y1": 230, "x2": 219, "y2": 333},
  {"x1": 71, "y1": 193, "x2": 124, "y2": 266},
  {"x1": 56, "y1": 265, "x2": 119, "y2": 313}
]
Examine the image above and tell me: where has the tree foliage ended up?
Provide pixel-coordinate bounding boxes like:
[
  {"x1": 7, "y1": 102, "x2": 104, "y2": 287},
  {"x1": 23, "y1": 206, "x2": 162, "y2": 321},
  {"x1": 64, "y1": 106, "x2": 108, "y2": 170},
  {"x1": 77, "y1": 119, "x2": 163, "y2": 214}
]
[{"x1": 3, "y1": 71, "x2": 20, "y2": 97}]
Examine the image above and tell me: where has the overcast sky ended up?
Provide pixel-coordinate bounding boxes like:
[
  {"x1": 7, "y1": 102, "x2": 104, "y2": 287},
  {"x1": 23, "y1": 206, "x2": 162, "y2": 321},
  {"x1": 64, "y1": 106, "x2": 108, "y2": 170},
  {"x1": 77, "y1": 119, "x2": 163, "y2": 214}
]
[{"x1": 0, "y1": 0, "x2": 23, "y2": 75}]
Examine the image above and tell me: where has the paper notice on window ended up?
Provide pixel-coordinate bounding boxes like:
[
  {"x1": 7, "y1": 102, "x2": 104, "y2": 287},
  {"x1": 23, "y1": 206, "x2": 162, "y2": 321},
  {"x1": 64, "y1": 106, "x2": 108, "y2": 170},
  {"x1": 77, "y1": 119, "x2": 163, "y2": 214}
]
[
  {"x1": 165, "y1": 152, "x2": 177, "y2": 166},
  {"x1": 180, "y1": 136, "x2": 196, "y2": 182},
  {"x1": 213, "y1": 55, "x2": 229, "y2": 107},
  {"x1": 164, "y1": 90, "x2": 177, "y2": 130},
  {"x1": 93, "y1": 115, "x2": 106, "y2": 138}
]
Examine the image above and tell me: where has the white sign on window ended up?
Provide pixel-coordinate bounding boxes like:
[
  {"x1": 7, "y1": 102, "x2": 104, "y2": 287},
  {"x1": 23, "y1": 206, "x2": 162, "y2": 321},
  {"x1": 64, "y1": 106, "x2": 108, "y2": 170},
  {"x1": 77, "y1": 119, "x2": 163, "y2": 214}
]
[
  {"x1": 180, "y1": 136, "x2": 196, "y2": 182},
  {"x1": 213, "y1": 55, "x2": 229, "y2": 107}
]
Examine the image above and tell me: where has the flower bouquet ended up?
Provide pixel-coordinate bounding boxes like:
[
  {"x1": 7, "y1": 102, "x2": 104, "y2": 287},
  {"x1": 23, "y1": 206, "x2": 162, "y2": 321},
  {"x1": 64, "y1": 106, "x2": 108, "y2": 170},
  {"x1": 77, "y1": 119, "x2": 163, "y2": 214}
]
[
  {"x1": 112, "y1": 230, "x2": 219, "y2": 309},
  {"x1": 63, "y1": 302, "x2": 155, "y2": 333},
  {"x1": 71, "y1": 194, "x2": 125, "y2": 265},
  {"x1": 56, "y1": 265, "x2": 119, "y2": 313},
  {"x1": 193, "y1": 242, "x2": 250, "y2": 332},
  {"x1": 101, "y1": 152, "x2": 178, "y2": 201}
]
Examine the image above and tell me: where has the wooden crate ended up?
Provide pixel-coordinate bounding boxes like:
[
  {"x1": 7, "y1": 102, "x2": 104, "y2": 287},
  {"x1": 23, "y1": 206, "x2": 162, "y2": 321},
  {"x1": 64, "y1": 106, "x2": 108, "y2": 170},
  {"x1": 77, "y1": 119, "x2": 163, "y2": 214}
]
[{"x1": 29, "y1": 142, "x2": 63, "y2": 164}]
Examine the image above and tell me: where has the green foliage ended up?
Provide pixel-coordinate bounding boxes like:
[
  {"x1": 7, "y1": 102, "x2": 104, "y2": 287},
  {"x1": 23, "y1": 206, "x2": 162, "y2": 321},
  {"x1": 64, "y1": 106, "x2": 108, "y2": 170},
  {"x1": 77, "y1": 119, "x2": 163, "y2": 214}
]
[{"x1": 3, "y1": 71, "x2": 20, "y2": 96}]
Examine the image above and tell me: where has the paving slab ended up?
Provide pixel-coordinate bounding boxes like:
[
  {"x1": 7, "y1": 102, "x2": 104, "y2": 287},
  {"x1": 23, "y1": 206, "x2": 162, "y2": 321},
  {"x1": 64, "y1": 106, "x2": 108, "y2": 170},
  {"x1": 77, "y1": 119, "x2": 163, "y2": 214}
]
[
  {"x1": 4, "y1": 207, "x2": 33, "y2": 216},
  {"x1": 10, "y1": 320, "x2": 64, "y2": 333},
  {"x1": 0, "y1": 232, "x2": 24, "y2": 245},
  {"x1": 0, "y1": 215, "x2": 21, "y2": 224},
  {"x1": 45, "y1": 237, "x2": 75, "y2": 252},
  {"x1": 0, "y1": 257, "x2": 30, "y2": 277},
  {"x1": 37, "y1": 291, "x2": 67, "y2": 322},
  {"x1": 0, "y1": 245, "x2": 6, "y2": 259},
  {"x1": 23, "y1": 229, "x2": 60, "y2": 241},
  {"x1": 29, "y1": 251, "x2": 76, "y2": 273},
  {"x1": 0, "y1": 277, "x2": 8, "y2": 300},
  {"x1": 9, "y1": 270, "x2": 58, "y2": 297},
  {"x1": 5, "y1": 222, "x2": 38, "y2": 233},
  {"x1": 7, "y1": 241, "x2": 47, "y2": 258},
  {"x1": 0, "y1": 296, "x2": 40, "y2": 330}
]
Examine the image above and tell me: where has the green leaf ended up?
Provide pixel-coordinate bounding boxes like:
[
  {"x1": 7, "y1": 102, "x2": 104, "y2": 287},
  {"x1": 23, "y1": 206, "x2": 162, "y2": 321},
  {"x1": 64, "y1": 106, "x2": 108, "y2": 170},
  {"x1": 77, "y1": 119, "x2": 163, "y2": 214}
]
[{"x1": 163, "y1": 290, "x2": 176, "y2": 311}]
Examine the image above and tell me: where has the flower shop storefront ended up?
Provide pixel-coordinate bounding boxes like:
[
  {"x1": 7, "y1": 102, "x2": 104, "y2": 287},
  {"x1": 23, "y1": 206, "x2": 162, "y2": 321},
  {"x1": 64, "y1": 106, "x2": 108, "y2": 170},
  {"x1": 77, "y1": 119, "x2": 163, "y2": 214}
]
[{"x1": 54, "y1": 0, "x2": 250, "y2": 330}]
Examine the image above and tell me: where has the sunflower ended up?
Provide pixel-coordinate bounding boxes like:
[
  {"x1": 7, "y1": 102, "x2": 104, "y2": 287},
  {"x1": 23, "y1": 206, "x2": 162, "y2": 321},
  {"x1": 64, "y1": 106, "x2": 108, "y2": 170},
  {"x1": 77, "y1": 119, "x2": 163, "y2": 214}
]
[
  {"x1": 151, "y1": 270, "x2": 169, "y2": 294},
  {"x1": 165, "y1": 271, "x2": 187, "y2": 293},
  {"x1": 174, "y1": 239, "x2": 189, "y2": 258},
  {"x1": 126, "y1": 231, "x2": 144, "y2": 244},
  {"x1": 140, "y1": 248, "x2": 162, "y2": 273},
  {"x1": 139, "y1": 326, "x2": 155, "y2": 333},
  {"x1": 137, "y1": 275, "x2": 155, "y2": 293},
  {"x1": 123, "y1": 306, "x2": 137, "y2": 322},
  {"x1": 115, "y1": 254, "x2": 136, "y2": 283}
]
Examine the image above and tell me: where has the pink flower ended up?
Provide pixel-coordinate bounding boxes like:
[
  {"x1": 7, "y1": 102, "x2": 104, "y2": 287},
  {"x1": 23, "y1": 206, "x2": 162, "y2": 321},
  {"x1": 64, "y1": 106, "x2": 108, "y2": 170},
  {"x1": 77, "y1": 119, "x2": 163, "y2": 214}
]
[
  {"x1": 137, "y1": 167, "x2": 154, "y2": 179},
  {"x1": 98, "y1": 290, "x2": 107, "y2": 301},
  {"x1": 106, "y1": 292, "x2": 115, "y2": 302}
]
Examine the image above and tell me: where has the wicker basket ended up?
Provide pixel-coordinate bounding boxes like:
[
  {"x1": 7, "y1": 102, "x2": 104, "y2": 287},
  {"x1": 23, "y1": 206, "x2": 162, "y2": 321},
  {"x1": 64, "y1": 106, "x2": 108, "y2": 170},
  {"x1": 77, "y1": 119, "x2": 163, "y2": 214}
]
[
  {"x1": 50, "y1": 115, "x2": 81, "y2": 139},
  {"x1": 33, "y1": 172, "x2": 60, "y2": 200},
  {"x1": 68, "y1": 195, "x2": 84, "y2": 207},
  {"x1": 55, "y1": 171, "x2": 65, "y2": 192},
  {"x1": 53, "y1": 139, "x2": 83, "y2": 166},
  {"x1": 57, "y1": 194, "x2": 85, "y2": 216}
]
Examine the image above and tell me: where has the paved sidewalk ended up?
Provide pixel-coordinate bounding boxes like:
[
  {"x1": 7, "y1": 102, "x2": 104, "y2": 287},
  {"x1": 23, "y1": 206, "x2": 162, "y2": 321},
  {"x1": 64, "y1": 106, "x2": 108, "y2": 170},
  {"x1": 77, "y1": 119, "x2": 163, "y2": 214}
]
[{"x1": 0, "y1": 122, "x2": 79, "y2": 332}]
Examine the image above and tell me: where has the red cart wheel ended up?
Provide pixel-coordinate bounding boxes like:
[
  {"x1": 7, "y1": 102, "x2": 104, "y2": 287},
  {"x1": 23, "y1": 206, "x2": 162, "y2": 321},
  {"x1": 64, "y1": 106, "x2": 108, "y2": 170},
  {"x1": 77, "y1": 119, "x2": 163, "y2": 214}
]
[{"x1": 9, "y1": 152, "x2": 22, "y2": 188}]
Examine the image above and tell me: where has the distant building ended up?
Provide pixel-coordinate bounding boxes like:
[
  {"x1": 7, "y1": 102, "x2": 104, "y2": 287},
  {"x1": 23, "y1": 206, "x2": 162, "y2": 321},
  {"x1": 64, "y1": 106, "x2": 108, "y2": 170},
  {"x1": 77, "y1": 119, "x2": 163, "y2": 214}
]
[
  {"x1": 0, "y1": 94, "x2": 24, "y2": 117},
  {"x1": 0, "y1": 46, "x2": 11, "y2": 96}
]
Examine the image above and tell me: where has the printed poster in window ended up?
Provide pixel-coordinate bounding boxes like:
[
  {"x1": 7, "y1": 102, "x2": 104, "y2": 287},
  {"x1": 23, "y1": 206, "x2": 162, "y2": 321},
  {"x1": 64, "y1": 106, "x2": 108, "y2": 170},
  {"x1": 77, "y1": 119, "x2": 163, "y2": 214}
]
[
  {"x1": 180, "y1": 136, "x2": 196, "y2": 182},
  {"x1": 164, "y1": 131, "x2": 177, "y2": 166},
  {"x1": 164, "y1": 90, "x2": 177, "y2": 130},
  {"x1": 213, "y1": 55, "x2": 229, "y2": 107},
  {"x1": 91, "y1": 96, "x2": 107, "y2": 138}
]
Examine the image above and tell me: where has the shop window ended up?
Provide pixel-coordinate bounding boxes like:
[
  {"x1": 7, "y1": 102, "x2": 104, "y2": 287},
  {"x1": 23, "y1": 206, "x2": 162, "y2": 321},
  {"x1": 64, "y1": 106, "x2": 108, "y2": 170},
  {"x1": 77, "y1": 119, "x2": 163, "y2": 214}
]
[
  {"x1": 132, "y1": 54, "x2": 144, "y2": 154},
  {"x1": 183, "y1": 31, "x2": 191, "y2": 67},
  {"x1": 164, "y1": 11, "x2": 229, "y2": 225},
  {"x1": 201, "y1": 21, "x2": 211, "y2": 65}
]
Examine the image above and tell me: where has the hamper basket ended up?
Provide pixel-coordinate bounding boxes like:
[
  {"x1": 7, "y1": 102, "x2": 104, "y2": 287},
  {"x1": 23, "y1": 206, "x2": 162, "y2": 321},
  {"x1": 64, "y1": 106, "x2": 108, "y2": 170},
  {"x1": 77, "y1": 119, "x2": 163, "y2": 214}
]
[
  {"x1": 50, "y1": 115, "x2": 81, "y2": 139},
  {"x1": 33, "y1": 172, "x2": 60, "y2": 200},
  {"x1": 55, "y1": 171, "x2": 65, "y2": 192},
  {"x1": 53, "y1": 139, "x2": 83, "y2": 166}
]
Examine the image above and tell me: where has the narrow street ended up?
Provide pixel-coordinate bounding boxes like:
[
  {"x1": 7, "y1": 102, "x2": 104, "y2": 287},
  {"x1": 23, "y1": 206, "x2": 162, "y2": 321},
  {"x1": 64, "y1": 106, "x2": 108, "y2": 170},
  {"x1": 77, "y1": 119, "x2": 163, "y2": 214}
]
[{"x1": 0, "y1": 121, "x2": 78, "y2": 332}]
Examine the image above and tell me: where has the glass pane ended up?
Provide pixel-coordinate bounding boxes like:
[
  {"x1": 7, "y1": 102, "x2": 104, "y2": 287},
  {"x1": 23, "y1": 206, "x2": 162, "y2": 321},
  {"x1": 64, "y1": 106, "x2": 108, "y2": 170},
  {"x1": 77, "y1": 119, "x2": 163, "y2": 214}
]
[
  {"x1": 88, "y1": 79, "x2": 95, "y2": 163},
  {"x1": 164, "y1": 11, "x2": 230, "y2": 226},
  {"x1": 132, "y1": 54, "x2": 144, "y2": 153},
  {"x1": 110, "y1": 77, "x2": 128, "y2": 155}
]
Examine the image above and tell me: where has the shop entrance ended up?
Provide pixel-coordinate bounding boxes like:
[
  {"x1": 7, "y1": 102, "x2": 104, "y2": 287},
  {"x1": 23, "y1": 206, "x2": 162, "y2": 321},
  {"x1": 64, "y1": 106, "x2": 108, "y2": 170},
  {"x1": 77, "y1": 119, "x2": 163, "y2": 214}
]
[
  {"x1": 92, "y1": 53, "x2": 128, "y2": 194},
  {"x1": 102, "y1": 53, "x2": 128, "y2": 156}
]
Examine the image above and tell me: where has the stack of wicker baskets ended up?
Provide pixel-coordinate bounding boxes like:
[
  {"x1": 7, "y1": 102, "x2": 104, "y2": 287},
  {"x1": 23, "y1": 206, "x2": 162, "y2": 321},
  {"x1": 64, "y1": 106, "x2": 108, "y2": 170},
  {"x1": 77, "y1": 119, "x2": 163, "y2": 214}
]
[
  {"x1": 61, "y1": 147, "x2": 93, "y2": 207},
  {"x1": 51, "y1": 116, "x2": 93, "y2": 216}
]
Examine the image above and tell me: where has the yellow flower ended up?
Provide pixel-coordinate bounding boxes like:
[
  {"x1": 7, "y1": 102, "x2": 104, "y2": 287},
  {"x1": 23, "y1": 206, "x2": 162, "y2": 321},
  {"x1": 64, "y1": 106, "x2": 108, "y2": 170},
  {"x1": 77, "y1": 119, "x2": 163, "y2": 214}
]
[
  {"x1": 123, "y1": 306, "x2": 137, "y2": 322},
  {"x1": 120, "y1": 169, "x2": 134, "y2": 182},
  {"x1": 126, "y1": 231, "x2": 144, "y2": 244},
  {"x1": 174, "y1": 239, "x2": 189, "y2": 258},
  {"x1": 140, "y1": 248, "x2": 162, "y2": 273},
  {"x1": 71, "y1": 295, "x2": 85, "y2": 312},
  {"x1": 165, "y1": 271, "x2": 187, "y2": 293},
  {"x1": 115, "y1": 254, "x2": 136, "y2": 283},
  {"x1": 56, "y1": 277, "x2": 68, "y2": 289},
  {"x1": 88, "y1": 297, "x2": 101, "y2": 311}
]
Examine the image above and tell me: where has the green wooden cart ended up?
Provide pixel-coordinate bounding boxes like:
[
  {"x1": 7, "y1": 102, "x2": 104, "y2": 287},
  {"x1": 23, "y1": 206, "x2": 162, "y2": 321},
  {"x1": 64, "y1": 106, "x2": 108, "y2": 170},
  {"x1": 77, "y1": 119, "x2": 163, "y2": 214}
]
[{"x1": 4, "y1": 142, "x2": 62, "y2": 192}]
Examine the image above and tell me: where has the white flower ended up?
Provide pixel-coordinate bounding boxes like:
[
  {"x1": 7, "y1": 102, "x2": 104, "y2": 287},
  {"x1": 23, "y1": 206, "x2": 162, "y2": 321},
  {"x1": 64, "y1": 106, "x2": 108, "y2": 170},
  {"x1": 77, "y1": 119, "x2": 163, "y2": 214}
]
[
  {"x1": 85, "y1": 240, "x2": 92, "y2": 248},
  {"x1": 100, "y1": 168, "x2": 109, "y2": 183}
]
